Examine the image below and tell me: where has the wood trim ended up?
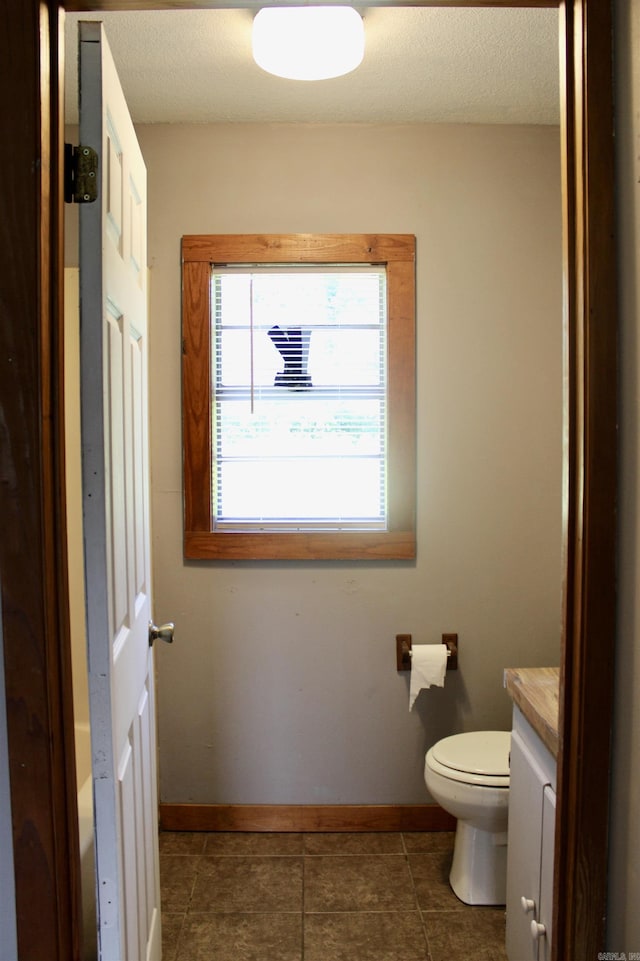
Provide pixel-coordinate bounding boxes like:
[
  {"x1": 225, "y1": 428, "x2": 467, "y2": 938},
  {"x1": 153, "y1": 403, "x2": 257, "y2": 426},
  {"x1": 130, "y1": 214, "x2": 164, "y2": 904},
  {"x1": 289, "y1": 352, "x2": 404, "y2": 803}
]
[
  {"x1": 184, "y1": 530, "x2": 417, "y2": 561},
  {"x1": 387, "y1": 258, "x2": 417, "y2": 533},
  {"x1": 159, "y1": 803, "x2": 456, "y2": 833},
  {"x1": 182, "y1": 232, "x2": 416, "y2": 265},
  {"x1": 66, "y1": 0, "x2": 557, "y2": 10},
  {"x1": 553, "y1": 2, "x2": 617, "y2": 959},
  {"x1": 181, "y1": 233, "x2": 417, "y2": 560},
  {"x1": 182, "y1": 260, "x2": 213, "y2": 533},
  {"x1": 0, "y1": 3, "x2": 81, "y2": 960}
]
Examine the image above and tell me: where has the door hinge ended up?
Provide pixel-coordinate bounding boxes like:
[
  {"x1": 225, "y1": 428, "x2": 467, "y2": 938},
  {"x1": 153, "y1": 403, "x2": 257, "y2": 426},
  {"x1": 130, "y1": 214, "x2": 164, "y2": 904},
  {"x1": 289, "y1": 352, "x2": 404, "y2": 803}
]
[{"x1": 64, "y1": 143, "x2": 98, "y2": 204}]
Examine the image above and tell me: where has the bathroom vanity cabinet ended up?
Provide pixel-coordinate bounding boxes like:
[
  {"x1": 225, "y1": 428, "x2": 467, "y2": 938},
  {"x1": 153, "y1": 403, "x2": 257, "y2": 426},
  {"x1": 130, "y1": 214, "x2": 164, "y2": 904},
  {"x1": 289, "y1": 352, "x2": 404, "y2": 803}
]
[
  {"x1": 506, "y1": 707, "x2": 556, "y2": 960},
  {"x1": 503, "y1": 667, "x2": 559, "y2": 961}
]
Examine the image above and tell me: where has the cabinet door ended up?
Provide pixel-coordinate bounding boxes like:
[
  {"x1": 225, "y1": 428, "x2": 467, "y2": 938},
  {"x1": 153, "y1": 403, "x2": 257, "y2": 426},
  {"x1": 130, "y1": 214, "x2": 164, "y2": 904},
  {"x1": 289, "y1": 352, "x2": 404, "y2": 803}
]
[
  {"x1": 537, "y1": 785, "x2": 556, "y2": 961},
  {"x1": 505, "y1": 727, "x2": 550, "y2": 961}
]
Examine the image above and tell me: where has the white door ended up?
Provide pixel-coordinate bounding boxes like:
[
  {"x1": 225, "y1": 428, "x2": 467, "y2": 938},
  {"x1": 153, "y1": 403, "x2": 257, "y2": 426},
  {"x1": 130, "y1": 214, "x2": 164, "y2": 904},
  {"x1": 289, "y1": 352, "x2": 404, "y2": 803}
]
[{"x1": 79, "y1": 21, "x2": 163, "y2": 961}]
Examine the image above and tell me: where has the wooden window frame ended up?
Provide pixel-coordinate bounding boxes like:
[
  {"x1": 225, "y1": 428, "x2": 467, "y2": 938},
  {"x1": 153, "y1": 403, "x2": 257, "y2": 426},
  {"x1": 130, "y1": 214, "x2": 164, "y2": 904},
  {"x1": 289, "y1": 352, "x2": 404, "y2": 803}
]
[{"x1": 182, "y1": 233, "x2": 416, "y2": 560}]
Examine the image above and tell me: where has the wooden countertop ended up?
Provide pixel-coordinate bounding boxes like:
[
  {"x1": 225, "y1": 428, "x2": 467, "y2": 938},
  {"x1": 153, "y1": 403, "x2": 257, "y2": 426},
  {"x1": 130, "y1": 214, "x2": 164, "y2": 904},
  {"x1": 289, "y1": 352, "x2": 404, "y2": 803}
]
[{"x1": 504, "y1": 666, "x2": 560, "y2": 758}]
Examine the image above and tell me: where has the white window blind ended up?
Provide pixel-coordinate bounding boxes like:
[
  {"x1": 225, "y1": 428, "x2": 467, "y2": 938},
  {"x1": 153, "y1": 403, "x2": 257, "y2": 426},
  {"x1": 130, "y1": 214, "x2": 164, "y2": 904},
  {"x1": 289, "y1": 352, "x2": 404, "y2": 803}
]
[{"x1": 210, "y1": 265, "x2": 388, "y2": 530}]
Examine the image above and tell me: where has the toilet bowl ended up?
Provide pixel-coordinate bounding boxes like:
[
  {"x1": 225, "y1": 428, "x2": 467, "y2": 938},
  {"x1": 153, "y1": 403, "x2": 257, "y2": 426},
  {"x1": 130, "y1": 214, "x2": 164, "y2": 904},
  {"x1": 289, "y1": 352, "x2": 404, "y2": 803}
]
[{"x1": 424, "y1": 730, "x2": 510, "y2": 906}]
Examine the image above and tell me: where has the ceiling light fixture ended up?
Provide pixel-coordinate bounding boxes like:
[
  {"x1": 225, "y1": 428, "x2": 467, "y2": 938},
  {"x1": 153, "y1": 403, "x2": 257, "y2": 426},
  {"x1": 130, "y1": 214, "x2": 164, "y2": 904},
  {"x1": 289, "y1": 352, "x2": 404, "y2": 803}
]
[{"x1": 252, "y1": 6, "x2": 365, "y2": 82}]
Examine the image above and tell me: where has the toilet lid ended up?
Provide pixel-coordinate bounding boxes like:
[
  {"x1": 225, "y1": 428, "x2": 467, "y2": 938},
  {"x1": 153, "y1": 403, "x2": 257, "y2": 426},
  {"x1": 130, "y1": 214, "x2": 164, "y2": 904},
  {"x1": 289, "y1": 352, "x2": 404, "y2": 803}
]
[{"x1": 431, "y1": 731, "x2": 511, "y2": 780}]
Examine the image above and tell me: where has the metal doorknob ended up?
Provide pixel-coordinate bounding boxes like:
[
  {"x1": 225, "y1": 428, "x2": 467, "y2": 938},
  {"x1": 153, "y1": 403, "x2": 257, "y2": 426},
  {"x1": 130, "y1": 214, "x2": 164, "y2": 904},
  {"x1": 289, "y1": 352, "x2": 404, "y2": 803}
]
[{"x1": 149, "y1": 621, "x2": 175, "y2": 646}]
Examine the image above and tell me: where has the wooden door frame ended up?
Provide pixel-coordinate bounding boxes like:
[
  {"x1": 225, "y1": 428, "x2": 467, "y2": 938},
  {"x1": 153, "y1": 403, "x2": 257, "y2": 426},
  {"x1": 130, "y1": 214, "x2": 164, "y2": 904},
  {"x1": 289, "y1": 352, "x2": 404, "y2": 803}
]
[
  {"x1": 0, "y1": 3, "x2": 82, "y2": 959},
  {"x1": 0, "y1": 1, "x2": 616, "y2": 959}
]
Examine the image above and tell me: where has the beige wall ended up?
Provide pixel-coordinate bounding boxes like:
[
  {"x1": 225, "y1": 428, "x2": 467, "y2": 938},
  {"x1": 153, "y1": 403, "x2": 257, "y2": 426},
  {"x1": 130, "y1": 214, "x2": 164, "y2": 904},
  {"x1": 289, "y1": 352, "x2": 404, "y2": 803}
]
[
  {"x1": 608, "y1": 0, "x2": 640, "y2": 950},
  {"x1": 138, "y1": 121, "x2": 563, "y2": 804}
]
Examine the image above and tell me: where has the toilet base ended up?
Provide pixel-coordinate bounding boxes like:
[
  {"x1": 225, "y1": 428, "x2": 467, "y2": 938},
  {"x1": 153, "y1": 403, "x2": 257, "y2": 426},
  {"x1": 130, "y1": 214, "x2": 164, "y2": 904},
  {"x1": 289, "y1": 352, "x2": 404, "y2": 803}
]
[{"x1": 449, "y1": 820, "x2": 508, "y2": 906}]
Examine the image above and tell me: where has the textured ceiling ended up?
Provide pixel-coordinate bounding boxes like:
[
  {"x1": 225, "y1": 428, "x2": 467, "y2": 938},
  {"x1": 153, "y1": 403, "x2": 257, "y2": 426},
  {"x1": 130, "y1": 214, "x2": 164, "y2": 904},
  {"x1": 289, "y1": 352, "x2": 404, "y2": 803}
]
[{"x1": 64, "y1": 7, "x2": 559, "y2": 125}]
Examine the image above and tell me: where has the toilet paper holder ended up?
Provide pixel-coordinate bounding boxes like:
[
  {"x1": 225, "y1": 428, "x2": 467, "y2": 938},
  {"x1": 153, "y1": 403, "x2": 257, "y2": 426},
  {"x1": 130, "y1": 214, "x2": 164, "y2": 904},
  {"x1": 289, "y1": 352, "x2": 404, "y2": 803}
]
[{"x1": 396, "y1": 633, "x2": 458, "y2": 672}]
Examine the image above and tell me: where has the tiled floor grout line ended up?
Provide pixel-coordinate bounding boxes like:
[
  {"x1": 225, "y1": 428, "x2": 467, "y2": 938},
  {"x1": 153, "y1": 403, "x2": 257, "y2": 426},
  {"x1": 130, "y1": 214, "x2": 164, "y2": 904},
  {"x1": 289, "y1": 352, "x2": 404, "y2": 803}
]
[
  {"x1": 402, "y1": 832, "x2": 432, "y2": 960},
  {"x1": 301, "y1": 853, "x2": 305, "y2": 961},
  {"x1": 192, "y1": 852, "x2": 414, "y2": 857},
  {"x1": 170, "y1": 910, "x2": 187, "y2": 961}
]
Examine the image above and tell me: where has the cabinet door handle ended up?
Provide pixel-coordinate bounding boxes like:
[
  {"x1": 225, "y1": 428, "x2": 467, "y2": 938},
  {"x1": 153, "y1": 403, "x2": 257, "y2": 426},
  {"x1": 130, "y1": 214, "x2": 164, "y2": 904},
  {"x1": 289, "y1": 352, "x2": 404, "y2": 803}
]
[
  {"x1": 531, "y1": 920, "x2": 547, "y2": 941},
  {"x1": 521, "y1": 896, "x2": 536, "y2": 914}
]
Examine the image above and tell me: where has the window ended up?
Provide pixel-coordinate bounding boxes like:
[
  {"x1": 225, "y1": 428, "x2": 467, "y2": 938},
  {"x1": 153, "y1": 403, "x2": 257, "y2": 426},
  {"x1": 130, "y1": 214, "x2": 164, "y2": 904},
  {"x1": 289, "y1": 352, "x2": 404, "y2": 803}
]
[
  {"x1": 182, "y1": 234, "x2": 416, "y2": 560},
  {"x1": 212, "y1": 266, "x2": 386, "y2": 527}
]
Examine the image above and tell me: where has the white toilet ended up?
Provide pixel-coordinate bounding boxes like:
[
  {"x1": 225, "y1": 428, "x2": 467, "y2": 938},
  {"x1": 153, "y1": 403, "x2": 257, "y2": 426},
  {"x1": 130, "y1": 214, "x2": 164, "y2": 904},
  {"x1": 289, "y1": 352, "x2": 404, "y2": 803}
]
[{"x1": 424, "y1": 730, "x2": 510, "y2": 906}]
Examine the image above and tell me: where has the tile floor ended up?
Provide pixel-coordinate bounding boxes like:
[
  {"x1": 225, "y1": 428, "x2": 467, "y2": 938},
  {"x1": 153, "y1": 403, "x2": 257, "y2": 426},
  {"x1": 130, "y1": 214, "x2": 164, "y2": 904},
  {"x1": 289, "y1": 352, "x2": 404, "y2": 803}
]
[{"x1": 160, "y1": 830, "x2": 508, "y2": 961}]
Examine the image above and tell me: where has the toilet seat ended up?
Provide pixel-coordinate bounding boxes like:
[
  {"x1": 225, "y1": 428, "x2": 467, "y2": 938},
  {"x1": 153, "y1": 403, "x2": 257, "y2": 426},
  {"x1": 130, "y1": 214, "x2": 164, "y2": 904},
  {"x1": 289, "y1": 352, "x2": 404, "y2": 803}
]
[{"x1": 427, "y1": 731, "x2": 510, "y2": 787}]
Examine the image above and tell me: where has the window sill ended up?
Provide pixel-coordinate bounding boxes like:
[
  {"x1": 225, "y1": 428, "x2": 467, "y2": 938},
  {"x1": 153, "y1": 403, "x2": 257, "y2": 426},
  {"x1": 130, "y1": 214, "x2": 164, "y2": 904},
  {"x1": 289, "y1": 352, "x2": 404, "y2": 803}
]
[{"x1": 184, "y1": 530, "x2": 416, "y2": 561}]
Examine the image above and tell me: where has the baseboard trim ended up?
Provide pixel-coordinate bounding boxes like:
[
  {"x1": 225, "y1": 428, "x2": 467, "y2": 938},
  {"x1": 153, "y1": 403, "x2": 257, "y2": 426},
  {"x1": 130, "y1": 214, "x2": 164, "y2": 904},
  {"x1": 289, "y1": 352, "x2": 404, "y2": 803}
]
[{"x1": 159, "y1": 803, "x2": 456, "y2": 833}]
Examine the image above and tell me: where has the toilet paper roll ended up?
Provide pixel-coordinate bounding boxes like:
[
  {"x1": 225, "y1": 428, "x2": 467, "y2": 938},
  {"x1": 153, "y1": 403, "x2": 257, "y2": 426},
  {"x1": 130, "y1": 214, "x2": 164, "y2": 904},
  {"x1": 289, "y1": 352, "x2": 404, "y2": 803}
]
[{"x1": 409, "y1": 645, "x2": 448, "y2": 710}]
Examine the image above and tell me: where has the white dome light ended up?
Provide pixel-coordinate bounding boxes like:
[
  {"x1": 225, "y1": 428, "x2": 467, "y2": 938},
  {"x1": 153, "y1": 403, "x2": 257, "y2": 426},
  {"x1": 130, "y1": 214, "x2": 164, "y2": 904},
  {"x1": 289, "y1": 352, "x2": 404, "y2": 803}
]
[{"x1": 252, "y1": 6, "x2": 365, "y2": 82}]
